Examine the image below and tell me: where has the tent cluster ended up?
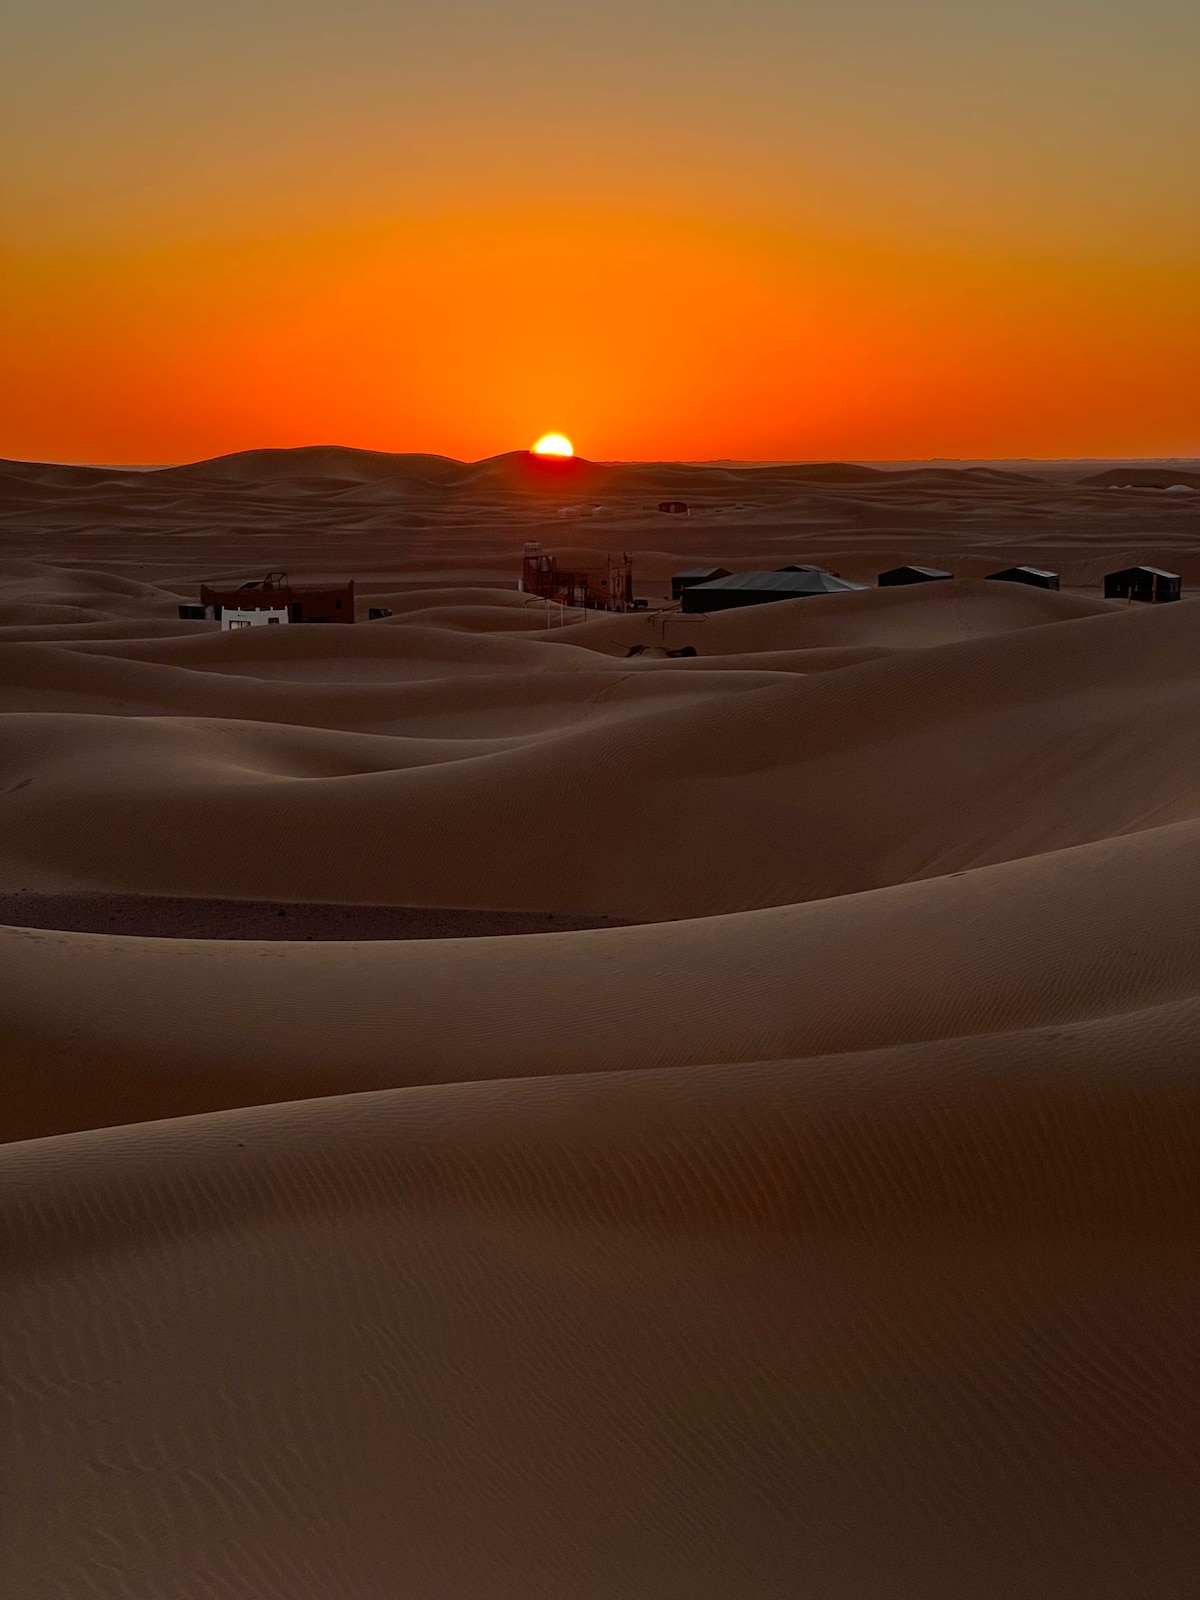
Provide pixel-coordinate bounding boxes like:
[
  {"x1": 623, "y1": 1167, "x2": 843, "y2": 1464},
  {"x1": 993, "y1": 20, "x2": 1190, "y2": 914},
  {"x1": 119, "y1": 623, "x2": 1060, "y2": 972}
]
[
  {"x1": 671, "y1": 561, "x2": 1184, "y2": 613},
  {"x1": 880, "y1": 565, "x2": 1063, "y2": 590}
]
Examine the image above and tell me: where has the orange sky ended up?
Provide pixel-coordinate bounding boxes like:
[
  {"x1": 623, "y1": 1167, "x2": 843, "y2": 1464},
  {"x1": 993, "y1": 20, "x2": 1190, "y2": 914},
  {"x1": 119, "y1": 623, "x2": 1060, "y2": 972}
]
[{"x1": 3, "y1": 0, "x2": 1198, "y2": 462}]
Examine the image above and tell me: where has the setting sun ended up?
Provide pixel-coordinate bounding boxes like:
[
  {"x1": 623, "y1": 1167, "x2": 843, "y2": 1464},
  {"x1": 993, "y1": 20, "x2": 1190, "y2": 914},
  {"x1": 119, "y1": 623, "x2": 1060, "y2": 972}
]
[{"x1": 532, "y1": 433, "x2": 574, "y2": 458}]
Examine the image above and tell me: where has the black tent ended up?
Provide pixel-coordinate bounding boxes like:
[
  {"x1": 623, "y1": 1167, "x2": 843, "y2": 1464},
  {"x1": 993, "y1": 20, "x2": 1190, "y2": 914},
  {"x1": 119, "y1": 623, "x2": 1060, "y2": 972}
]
[
  {"x1": 1104, "y1": 566, "x2": 1181, "y2": 603},
  {"x1": 681, "y1": 569, "x2": 867, "y2": 613},
  {"x1": 986, "y1": 566, "x2": 1059, "y2": 591},
  {"x1": 877, "y1": 565, "x2": 953, "y2": 587},
  {"x1": 671, "y1": 566, "x2": 731, "y2": 601}
]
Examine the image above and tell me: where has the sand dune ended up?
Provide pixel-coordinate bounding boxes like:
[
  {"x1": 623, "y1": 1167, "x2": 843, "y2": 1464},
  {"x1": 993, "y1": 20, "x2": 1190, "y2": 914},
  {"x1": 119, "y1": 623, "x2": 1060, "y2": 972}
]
[
  {"x1": 6, "y1": 1040, "x2": 1198, "y2": 1599},
  {"x1": 4, "y1": 594, "x2": 1200, "y2": 913},
  {"x1": 545, "y1": 576, "x2": 1115, "y2": 653},
  {"x1": 5, "y1": 815, "x2": 1200, "y2": 1141},
  {"x1": 2, "y1": 452, "x2": 1199, "y2": 1596}
]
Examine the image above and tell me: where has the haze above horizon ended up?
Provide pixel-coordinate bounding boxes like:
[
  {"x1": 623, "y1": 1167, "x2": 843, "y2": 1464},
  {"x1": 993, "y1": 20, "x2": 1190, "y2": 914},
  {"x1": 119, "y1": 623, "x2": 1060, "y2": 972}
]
[{"x1": 2, "y1": 0, "x2": 1197, "y2": 464}]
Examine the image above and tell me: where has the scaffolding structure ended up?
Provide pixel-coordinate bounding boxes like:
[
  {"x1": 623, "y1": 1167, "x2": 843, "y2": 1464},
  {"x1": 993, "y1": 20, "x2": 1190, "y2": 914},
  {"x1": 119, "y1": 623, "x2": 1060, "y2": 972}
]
[{"x1": 520, "y1": 543, "x2": 634, "y2": 612}]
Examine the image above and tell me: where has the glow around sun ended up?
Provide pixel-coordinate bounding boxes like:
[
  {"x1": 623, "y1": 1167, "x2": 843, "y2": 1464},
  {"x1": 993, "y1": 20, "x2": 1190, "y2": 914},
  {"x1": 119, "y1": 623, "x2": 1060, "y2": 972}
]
[{"x1": 533, "y1": 433, "x2": 574, "y2": 458}]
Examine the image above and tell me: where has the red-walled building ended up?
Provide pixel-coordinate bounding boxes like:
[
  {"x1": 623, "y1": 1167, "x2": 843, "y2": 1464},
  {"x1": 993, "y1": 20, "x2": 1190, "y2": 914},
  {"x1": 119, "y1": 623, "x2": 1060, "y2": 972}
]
[{"x1": 199, "y1": 572, "x2": 355, "y2": 623}]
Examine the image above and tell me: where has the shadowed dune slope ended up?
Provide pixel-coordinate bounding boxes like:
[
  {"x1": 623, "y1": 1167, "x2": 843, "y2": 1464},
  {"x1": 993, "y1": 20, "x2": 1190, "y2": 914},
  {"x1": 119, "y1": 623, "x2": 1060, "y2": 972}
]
[{"x1": 3, "y1": 465, "x2": 1200, "y2": 1598}]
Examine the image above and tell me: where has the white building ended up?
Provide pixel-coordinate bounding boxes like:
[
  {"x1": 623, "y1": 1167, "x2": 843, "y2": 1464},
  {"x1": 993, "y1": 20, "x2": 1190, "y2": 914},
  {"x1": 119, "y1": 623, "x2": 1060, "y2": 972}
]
[{"x1": 220, "y1": 607, "x2": 289, "y2": 631}]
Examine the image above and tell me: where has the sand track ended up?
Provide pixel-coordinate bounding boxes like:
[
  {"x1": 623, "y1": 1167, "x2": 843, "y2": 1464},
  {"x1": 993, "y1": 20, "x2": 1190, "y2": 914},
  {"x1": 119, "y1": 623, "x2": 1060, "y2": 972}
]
[{"x1": 2, "y1": 460, "x2": 1199, "y2": 1596}]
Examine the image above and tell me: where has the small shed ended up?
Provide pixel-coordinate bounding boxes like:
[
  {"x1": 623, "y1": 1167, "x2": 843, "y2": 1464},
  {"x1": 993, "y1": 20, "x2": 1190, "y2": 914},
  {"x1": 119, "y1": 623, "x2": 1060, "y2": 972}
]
[
  {"x1": 681, "y1": 569, "x2": 867, "y2": 613},
  {"x1": 671, "y1": 566, "x2": 731, "y2": 601},
  {"x1": 659, "y1": 501, "x2": 690, "y2": 515},
  {"x1": 878, "y1": 565, "x2": 953, "y2": 587},
  {"x1": 178, "y1": 603, "x2": 215, "y2": 620},
  {"x1": 1104, "y1": 566, "x2": 1181, "y2": 603},
  {"x1": 986, "y1": 566, "x2": 1060, "y2": 591}
]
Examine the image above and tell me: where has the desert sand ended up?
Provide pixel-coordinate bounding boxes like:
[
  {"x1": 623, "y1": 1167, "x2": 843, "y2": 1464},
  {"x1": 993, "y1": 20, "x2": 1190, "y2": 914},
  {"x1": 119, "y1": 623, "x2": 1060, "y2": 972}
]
[{"x1": 3, "y1": 448, "x2": 1200, "y2": 1596}]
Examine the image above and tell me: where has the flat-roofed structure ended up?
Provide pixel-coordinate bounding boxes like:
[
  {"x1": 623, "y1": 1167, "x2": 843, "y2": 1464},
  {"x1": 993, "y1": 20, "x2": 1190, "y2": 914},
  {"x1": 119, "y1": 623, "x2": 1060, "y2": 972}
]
[
  {"x1": 199, "y1": 572, "x2": 355, "y2": 623},
  {"x1": 878, "y1": 565, "x2": 953, "y2": 587},
  {"x1": 986, "y1": 566, "x2": 1060, "y2": 591},
  {"x1": 670, "y1": 566, "x2": 731, "y2": 601},
  {"x1": 1104, "y1": 566, "x2": 1181, "y2": 603},
  {"x1": 681, "y1": 569, "x2": 867, "y2": 613}
]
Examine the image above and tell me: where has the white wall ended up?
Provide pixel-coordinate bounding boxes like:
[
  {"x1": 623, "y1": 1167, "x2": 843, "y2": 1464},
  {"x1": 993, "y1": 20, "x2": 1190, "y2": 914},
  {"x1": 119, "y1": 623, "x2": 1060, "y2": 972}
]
[{"x1": 220, "y1": 608, "x2": 289, "y2": 630}]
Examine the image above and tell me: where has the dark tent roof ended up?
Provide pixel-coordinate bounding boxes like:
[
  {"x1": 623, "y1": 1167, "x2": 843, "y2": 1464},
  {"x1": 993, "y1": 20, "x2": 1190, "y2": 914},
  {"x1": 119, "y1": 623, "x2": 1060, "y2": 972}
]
[
  {"x1": 1107, "y1": 565, "x2": 1180, "y2": 579},
  {"x1": 878, "y1": 565, "x2": 953, "y2": 583},
  {"x1": 985, "y1": 563, "x2": 1062, "y2": 588},
  {"x1": 689, "y1": 570, "x2": 867, "y2": 597},
  {"x1": 775, "y1": 564, "x2": 828, "y2": 573},
  {"x1": 876, "y1": 566, "x2": 953, "y2": 585},
  {"x1": 672, "y1": 566, "x2": 730, "y2": 580}
]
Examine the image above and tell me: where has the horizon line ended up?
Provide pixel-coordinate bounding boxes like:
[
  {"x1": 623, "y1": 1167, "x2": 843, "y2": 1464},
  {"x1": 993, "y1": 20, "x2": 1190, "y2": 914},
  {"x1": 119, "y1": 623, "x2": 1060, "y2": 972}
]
[{"x1": 13, "y1": 450, "x2": 1200, "y2": 473}]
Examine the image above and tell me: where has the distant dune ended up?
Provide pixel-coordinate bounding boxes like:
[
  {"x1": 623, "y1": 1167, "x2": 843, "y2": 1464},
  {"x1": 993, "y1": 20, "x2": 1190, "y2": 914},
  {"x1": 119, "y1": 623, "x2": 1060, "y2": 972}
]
[
  {"x1": 151, "y1": 444, "x2": 476, "y2": 487},
  {"x1": 0, "y1": 448, "x2": 1098, "y2": 497},
  {"x1": 1077, "y1": 465, "x2": 1200, "y2": 490},
  {"x1": 3, "y1": 456, "x2": 1200, "y2": 1597}
]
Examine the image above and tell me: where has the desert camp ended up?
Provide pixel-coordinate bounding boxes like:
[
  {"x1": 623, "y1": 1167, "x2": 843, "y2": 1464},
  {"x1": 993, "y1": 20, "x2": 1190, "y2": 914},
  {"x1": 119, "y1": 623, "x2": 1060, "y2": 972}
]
[{"x1": 4, "y1": 0, "x2": 1199, "y2": 1578}]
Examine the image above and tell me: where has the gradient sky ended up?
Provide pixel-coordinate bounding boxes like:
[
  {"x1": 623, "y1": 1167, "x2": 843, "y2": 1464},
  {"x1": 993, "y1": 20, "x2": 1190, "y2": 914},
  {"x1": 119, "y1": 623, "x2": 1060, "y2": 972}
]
[{"x1": 3, "y1": 0, "x2": 1198, "y2": 462}]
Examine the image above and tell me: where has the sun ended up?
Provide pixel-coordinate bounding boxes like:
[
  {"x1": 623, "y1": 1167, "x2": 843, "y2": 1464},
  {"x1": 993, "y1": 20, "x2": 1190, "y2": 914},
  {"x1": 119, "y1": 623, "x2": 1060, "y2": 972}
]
[{"x1": 533, "y1": 432, "x2": 574, "y2": 458}]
